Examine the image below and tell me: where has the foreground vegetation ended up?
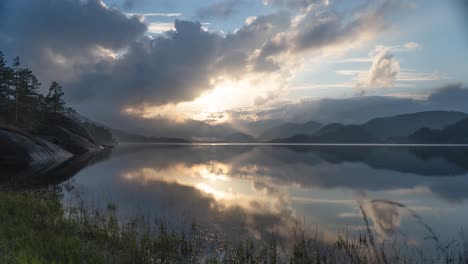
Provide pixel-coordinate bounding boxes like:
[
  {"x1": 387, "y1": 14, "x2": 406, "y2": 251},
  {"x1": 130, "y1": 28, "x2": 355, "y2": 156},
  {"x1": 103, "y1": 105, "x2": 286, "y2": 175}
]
[{"x1": 0, "y1": 190, "x2": 467, "y2": 263}]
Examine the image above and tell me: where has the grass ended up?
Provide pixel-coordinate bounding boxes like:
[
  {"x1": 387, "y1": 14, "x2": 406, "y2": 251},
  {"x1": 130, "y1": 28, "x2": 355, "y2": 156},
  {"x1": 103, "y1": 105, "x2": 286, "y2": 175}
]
[
  {"x1": 0, "y1": 190, "x2": 200, "y2": 263},
  {"x1": 0, "y1": 189, "x2": 467, "y2": 263}
]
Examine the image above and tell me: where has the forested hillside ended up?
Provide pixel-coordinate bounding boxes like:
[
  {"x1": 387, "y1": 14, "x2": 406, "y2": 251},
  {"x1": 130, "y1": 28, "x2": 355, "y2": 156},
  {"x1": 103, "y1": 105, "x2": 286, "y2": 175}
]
[
  {"x1": 0, "y1": 51, "x2": 115, "y2": 165},
  {"x1": 0, "y1": 51, "x2": 75, "y2": 131}
]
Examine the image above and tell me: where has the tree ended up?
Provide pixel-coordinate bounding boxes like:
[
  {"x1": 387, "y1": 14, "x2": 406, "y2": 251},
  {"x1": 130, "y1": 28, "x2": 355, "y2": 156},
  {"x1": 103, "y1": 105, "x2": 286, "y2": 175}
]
[
  {"x1": 7, "y1": 56, "x2": 42, "y2": 124},
  {"x1": 46, "y1": 81, "x2": 66, "y2": 116},
  {"x1": 0, "y1": 50, "x2": 73, "y2": 128},
  {"x1": 0, "y1": 52, "x2": 12, "y2": 115},
  {"x1": 18, "y1": 68, "x2": 41, "y2": 121},
  {"x1": 0, "y1": 52, "x2": 7, "y2": 109},
  {"x1": 11, "y1": 56, "x2": 21, "y2": 123}
]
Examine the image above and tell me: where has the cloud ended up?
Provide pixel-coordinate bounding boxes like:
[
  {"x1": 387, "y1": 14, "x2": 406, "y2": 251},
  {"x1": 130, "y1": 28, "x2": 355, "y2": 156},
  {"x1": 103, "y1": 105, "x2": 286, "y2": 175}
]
[
  {"x1": 262, "y1": 0, "x2": 322, "y2": 9},
  {"x1": 196, "y1": 0, "x2": 245, "y2": 19},
  {"x1": 403, "y1": 41, "x2": 421, "y2": 50},
  {"x1": 365, "y1": 46, "x2": 400, "y2": 88},
  {"x1": 427, "y1": 83, "x2": 468, "y2": 109},
  {"x1": 125, "y1": 12, "x2": 183, "y2": 17},
  {"x1": 254, "y1": 88, "x2": 284, "y2": 106},
  {"x1": 69, "y1": 21, "x2": 227, "y2": 109},
  {"x1": 334, "y1": 42, "x2": 430, "y2": 93},
  {"x1": 259, "y1": 0, "x2": 400, "y2": 57},
  {"x1": 1, "y1": 0, "x2": 298, "y2": 121},
  {"x1": 0, "y1": 0, "x2": 147, "y2": 85},
  {"x1": 367, "y1": 201, "x2": 401, "y2": 237},
  {"x1": 147, "y1": 22, "x2": 176, "y2": 33},
  {"x1": 69, "y1": 11, "x2": 293, "y2": 109}
]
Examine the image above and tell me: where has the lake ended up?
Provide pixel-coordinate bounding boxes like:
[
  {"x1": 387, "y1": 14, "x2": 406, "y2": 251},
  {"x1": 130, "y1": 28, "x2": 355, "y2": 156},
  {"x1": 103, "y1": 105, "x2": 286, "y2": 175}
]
[{"x1": 19, "y1": 144, "x2": 468, "y2": 249}]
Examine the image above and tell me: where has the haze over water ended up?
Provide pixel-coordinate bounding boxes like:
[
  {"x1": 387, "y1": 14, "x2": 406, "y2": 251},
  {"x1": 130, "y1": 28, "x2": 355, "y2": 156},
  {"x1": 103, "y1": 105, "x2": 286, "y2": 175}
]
[{"x1": 60, "y1": 144, "x2": 468, "y2": 248}]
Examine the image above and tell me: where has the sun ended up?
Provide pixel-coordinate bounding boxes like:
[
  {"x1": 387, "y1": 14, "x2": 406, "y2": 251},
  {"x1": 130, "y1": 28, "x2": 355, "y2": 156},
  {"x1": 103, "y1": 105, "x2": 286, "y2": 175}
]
[{"x1": 193, "y1": 86, "x2": 230, "y2": 113}]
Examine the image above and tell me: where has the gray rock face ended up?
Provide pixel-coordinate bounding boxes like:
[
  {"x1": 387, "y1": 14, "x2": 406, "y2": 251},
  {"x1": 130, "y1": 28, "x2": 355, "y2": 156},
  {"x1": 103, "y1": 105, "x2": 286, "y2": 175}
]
[
  {"x1": 0, "y1": 127, "x2": 72, "y2": 166},
  {"x1": 47, "y1": 126, "x2": 102, "y2": 155}
]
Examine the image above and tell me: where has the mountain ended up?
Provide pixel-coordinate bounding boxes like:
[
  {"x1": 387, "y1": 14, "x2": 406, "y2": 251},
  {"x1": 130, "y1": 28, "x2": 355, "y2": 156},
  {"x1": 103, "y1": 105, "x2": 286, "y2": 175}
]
[
  {"x1": 226, "y1": 119, "x2": 285, "y2": 138},
  {"x1": 407, "y1": 117, "x2": 468, "y2": 143},
  {"x1": 314, "y1": 123, "x2": 346, "y2": 136},
  {"x1": 363, "y1": 111, "x2": 468, "y2": 140},
  {"x1": 271, "y1": 124, "x2": 376, "y2": 143},
  {"x1": 269, "y1": 111, "x2": 468, "y2": 143},
  {"x1": 112, "y1": 129, "x2": 190, "y2": 143},
  {"x1": 259, "y1": 120, "x2": 322, "y2": 141},
  {"x1": 224, "y1": 132, "x2": 256, "y2": 143}
]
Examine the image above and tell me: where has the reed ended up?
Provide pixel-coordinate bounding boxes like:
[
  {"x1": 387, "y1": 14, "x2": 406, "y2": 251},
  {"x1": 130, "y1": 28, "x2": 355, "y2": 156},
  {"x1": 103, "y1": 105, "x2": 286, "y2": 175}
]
[{"x1": 0, "y1": 190, "x2": 466, "y2": 263}]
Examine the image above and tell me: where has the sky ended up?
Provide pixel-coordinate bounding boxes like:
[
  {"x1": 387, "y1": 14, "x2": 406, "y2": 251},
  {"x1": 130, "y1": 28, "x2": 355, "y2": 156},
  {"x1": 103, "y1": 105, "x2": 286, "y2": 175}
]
[{"x1": 1, "y1": 0, "x2": 468, "y2": 136}]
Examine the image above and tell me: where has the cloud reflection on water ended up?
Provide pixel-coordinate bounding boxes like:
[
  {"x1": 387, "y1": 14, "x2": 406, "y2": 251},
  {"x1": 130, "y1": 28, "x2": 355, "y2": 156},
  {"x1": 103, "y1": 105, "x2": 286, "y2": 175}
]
[{"x1": 63, "y1": 144, "x2": 468, "y2": 244}]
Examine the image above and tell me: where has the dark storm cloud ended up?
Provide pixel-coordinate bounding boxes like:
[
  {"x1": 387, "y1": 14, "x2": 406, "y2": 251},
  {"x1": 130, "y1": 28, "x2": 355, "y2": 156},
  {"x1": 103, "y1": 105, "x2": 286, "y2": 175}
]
[
  {"x1": 0, "y1": 0, "x2": 291, "y2": 118},
  {"x1": 69, "y1": 21, "x2": 223, "y2": 107},
  {"x1": 427, "y1": 83, "x2": 468, "y2": 109},
  {"x1": 196, "y1": 0, "x2": 245, "y2": 19},
  {"x1": 69, "y1": 12, "x2": 292, "y2": 113},
  {"x1": 0, "y1": 0, "x2": 147, "y2": 85}
]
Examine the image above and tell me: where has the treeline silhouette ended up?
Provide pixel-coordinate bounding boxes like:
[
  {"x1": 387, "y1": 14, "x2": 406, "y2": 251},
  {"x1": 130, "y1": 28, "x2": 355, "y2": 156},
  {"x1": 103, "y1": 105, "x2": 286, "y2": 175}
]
[{"x1": 0, "y1": 51, "x2": 74, "y2": 131}]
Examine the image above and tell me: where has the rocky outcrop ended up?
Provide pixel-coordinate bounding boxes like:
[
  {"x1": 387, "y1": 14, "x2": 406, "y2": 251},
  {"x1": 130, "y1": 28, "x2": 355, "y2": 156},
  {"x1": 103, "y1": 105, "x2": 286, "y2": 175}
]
[
  {"x1": 0, "y1": 127, "x2": 72, "y2": 167},
  {"x1": 40, "y1": 117, "x2": 109, "y2": 154},
  {"x1": 0, "y1": 117, "x2": 107, "y2": 169},
  {"x1": 45, "y1": 126, "x2": 102, "y2": 155},
  {"x1": 0, "y1": 119, "x2": 112, "y2": 185}
]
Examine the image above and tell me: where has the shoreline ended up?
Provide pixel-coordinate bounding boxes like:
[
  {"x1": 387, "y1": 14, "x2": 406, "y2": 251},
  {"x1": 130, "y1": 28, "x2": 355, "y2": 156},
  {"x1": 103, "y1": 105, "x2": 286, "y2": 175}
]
[{"x1": 117, "y1": 142, "x2": 468, "y2": 147}]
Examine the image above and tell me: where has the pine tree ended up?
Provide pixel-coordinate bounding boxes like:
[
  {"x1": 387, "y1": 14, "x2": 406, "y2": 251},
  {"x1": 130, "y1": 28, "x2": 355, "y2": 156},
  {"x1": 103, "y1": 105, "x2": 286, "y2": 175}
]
[
  {"x1": 7, "y1": 57, "x2": 42, "y2": 124},
  {"x1": 11, "y1": 56, "x2": 21, "y2": 123},
  {"x1": 18, "y1": 68, "x2": 41, "y2": 122},
  {"x1": 1, "y1": 51, "x2": 73, "y2": 128},
  {"x1": 0, "y1": 52, "x2": 12, "y2": 115},
  {"x1": 46, "y1": 81, "x2": 66, "y2": 116}
]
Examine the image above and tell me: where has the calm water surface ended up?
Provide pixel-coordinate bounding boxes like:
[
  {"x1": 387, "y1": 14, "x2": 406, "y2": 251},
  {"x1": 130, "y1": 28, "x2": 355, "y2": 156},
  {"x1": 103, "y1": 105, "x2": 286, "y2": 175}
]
[{"x1": 56, "y1": 144, "x2": 468, "y2": 247}]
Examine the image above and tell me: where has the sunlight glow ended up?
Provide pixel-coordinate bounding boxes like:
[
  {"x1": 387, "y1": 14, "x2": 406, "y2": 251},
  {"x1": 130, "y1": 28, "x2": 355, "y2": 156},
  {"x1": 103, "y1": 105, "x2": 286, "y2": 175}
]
[
  {"x1": 121, "y1": 162, "x2": 292, "y2": 215},
  {"x1": 122, "y1": 74, "x2": 290, "y2": 124}
]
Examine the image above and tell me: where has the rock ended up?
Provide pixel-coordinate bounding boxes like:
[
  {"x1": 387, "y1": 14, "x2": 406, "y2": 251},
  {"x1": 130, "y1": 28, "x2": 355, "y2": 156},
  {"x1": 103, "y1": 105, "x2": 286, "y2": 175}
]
[
  {"x1": 45, "y1": 126, "x2": 103, "y2": 155},
  {"x1": 0, "y1": 127, "x2": 72, "y2": 168},
  {"x1": 40, "y1": 117, "x2": 106, "y2": 154}
]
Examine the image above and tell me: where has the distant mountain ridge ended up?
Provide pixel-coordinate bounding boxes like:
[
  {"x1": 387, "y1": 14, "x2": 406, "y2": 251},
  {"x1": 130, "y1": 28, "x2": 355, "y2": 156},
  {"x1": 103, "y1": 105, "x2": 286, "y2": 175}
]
[
  {"x1": 407, "y1": 117, "x2": 468, "y2": 144},
  {"x1": 270, "y1": 111, "x2": 468, "y2": 143},
  {"x1": 102, "y1": 110, "x2": 468, "y2": 144},
  {"x1": 237, "y1": 119, "x2": 286, "y2": 137},
  {"x1": 224, "y1": 132, "x2": 256, "y2": 143},
  {"x1": 363, "y1": 111, "x2": 468, "y2": 139},
  {"x1": 259, "y1": 121, "x2": 322, "y2": 141},
  {"x1": 271, "y1": 124, "x2": 376, "y2": 143}
]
